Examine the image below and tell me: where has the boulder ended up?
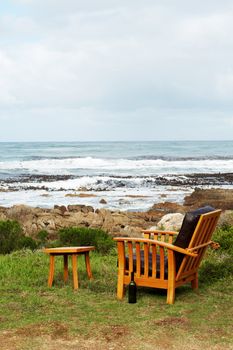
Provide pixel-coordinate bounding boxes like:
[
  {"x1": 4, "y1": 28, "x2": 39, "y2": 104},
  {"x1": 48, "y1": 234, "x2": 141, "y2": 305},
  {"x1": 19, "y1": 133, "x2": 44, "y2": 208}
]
[
  {"x1": 154, "y1": 213, "x2": 184, "y2": 231},
  {"x1": 99, "y1": 198, "x2": 107, "y2": 204},
  {"x1": 149, "y1": 202, "x2": 186, "y2": 214},
  {"x1": 67, "y1": 205, "x2": 94, "y2": 213},
  {"x1": 184, "y1": 188, "x2": 233, "y2": 210}
]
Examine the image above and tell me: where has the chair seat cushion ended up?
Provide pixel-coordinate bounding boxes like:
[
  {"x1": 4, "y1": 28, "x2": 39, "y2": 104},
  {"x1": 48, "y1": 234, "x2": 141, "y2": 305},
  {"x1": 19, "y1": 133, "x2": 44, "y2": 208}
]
[
  {"x1": 174, "y1": 206, "x2": 215, "y2": 270},
  {"x1": 125, "y1": 251, "x2": 168, "y2": 279}
]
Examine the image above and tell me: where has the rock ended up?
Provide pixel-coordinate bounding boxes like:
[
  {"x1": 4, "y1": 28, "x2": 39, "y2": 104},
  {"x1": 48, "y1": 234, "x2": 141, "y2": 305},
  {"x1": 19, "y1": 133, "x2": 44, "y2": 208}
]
[
  {"x1": 149, "y1": 202, "x2": 186, "y2": 214},
  {"x1": 184, "y1": 188, "x2": 233, "y2": 210},
  {"x1": 54, "y1": 205, "x2": 67, "y2": 215},
  {"x1": 155, "y1": 213, "x2": 184, "y2": 231},
  {"x1": 67, "y1": 205, "x2": 94, "y2": 213},
  {"x1": 124, "y1": 195, "x2": 151, "y2": 198},
  {"x1": 99, "y1": 198, "x2": 107, "y2": 204},
  {"x1": 65, "y1": 193, "x2": 97, "y2": 198},
  {"x1": 77, "y1": 187, "x2": 88, "y2": 191},
  {"x1": 6, "y1": 205, "x2": 36, "y2": 220},
  {"x1": 1, "y1": 189, "x2": 231, "y2": 240}
]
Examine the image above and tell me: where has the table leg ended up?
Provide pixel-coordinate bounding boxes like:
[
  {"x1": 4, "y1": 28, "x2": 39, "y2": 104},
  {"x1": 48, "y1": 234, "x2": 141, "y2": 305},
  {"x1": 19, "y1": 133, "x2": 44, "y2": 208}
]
[
  {"x1": 48, "y1": 254, "x2": 55, "y2": 287},
  {"x1": 85, "y1": 252, "x2": 93, "y2": 279},
  {"x1": 63, "y1": 254, "x2": 68, "y2": 282},
  {"x1": 71, "y1": 254, "x2": 79, "y2": 289}
]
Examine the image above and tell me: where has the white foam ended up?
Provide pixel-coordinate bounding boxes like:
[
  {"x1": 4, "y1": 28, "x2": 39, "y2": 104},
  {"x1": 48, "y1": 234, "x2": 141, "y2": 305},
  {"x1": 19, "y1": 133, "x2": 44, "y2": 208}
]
[
  {"x1": 1, "y1": 157, "x2": 233, "y2": 174},
  {"x1": 0, "y1": 186, "x2": 192, "y2": 211}
]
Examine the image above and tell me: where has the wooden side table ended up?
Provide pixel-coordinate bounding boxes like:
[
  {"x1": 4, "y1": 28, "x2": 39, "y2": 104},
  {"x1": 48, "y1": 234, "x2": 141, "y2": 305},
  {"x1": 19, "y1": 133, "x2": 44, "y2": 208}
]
[{"x1": 43, "y1": 246, "x2": 95, "y2": 289}]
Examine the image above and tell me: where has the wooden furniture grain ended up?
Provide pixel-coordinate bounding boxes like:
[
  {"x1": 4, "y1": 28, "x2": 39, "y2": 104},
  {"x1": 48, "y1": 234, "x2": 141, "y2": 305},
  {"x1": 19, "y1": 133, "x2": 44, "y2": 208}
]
[
  {"x1": 114, "y1": 208, "x2": 221, "y2": 304},
  {"x1": 43, "y1": 246, "x2": 95, "y2": 289}
]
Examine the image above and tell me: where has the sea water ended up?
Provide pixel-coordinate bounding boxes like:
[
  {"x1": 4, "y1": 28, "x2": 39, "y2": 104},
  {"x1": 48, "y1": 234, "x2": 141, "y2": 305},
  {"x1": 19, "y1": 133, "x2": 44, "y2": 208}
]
[{"x1": 0, "y1": 141, "x2": 232, "y2": 211}]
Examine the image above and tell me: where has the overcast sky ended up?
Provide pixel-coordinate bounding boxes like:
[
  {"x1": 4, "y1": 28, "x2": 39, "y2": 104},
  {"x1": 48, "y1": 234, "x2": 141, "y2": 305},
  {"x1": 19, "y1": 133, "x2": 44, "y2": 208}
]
[{"x1": 1, "y1": 0, "x2": 233, "y2": 141}]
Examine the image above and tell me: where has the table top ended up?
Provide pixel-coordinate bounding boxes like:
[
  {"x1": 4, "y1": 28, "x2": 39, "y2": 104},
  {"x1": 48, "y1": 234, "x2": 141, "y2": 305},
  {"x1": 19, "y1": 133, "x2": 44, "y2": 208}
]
[{"x1": 43, "y1": 246, "x2": 95, "y2": 254}]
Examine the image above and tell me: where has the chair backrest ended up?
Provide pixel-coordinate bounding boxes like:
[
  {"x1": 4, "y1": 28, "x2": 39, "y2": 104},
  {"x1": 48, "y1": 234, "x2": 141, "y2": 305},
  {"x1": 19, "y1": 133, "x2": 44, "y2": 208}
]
[
  {"x1": 175, "y1": 208, "x2": 221, "y2": 280},
  {"x1": 173, "y1": 206, "x2": 220, "y2": 273}
]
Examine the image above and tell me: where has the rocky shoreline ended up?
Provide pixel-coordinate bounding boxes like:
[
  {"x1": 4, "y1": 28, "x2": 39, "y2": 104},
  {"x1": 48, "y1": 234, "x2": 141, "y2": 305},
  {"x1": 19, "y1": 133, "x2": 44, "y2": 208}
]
[
  {"x1": 1, "y1": 172, "x2": 233, "y2": 192},
  {"x1": 0, "y1": 188, "x2": 232, "y2": 239}
]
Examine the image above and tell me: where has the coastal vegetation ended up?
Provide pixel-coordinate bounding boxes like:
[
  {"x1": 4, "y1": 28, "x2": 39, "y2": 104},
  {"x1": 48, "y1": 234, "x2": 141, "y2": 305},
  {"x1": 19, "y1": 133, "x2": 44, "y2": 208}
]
[{"x1": 0, "y1": 219, "x2": 232, "y2": 349}]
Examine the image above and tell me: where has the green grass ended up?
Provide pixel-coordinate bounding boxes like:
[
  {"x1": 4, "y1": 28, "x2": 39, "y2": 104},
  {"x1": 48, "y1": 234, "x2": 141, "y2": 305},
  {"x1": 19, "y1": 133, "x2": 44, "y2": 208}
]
[{"x1": 0, "y1": 229, "x2": 233, "y2": 350}]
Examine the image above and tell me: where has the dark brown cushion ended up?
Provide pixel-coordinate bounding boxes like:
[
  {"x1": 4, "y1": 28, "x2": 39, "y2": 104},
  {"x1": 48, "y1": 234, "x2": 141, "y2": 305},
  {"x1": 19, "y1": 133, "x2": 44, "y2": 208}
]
[
  {"x1": 173, "y1": 206, "x2": 215, "y2": 271},
  {"x1": 125, "y1": 251, "x2": 168, "y2": 279}
]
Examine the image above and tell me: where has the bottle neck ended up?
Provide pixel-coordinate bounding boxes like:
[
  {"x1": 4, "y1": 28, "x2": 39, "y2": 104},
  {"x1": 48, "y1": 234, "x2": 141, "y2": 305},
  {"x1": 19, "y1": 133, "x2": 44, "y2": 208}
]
[{"x1": 131, "y1": 272, "x2": 134, "y2": 282}]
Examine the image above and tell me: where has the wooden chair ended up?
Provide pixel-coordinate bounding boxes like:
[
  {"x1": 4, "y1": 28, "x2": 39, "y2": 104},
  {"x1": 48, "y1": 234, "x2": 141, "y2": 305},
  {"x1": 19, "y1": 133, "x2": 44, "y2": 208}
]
[{"x1": 114, "y1": 207, "x2": 221, "y2": 304}]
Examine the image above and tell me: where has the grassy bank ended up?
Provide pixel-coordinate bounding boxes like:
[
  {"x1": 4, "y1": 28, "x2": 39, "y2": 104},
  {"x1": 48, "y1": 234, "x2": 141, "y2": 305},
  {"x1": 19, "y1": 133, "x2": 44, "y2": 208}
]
[{"x1": 0, "y1": 228, "x2": 233, "y2": 350}]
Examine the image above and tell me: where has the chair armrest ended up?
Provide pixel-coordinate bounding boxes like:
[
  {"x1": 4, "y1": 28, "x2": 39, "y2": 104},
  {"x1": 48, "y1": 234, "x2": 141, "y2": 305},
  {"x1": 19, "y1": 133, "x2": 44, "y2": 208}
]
[
  {"x1": 113, "y1": 237, "x2": 197, "y2": 257},
  {"x1": 187, "y1": 241, "x2": 220, "y2": 252},
  {"x1": 142, "y1": 229, "x2": 178, "y2": 235}
]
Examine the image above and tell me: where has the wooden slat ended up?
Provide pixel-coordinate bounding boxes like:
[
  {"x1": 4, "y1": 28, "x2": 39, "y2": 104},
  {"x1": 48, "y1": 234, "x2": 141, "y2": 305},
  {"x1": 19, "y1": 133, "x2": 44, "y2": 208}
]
[
  {"x1": 168, "y1": 234, "x2": 174, "y2": 244},
  {"x1": 128, "y1": 242, "x2": 133, "y2": 274},
  {"x1": 135, "y1": 243, "x2": 141, "y2": 277},
  {"x1": 177, "y1": 268, "x2": 199, "y2": 281},
  {"x1": 143, "y1": 230, "x2": 178, "y2": 235},
  {"x1": 144, "y1": 243, "x2": 149, "y2": 277},
  {"x1": 159, "y1": 246, "x2": 165, "y2": 279},
  {"x1": 183, "y1": 256, "x2": 194, "y2": 273},
  {"x1": 191, "y1": 246, "x2": 208, "y2": 269},
  {"x1": 123, "y1": 275, "x2": 168, "y2": 289},
  {"x1": 143, "y1": 232, "x2": 150, "y2": 239},
  {"x1": 151, "y1": 244, "x2": 157, "y2": 278}
]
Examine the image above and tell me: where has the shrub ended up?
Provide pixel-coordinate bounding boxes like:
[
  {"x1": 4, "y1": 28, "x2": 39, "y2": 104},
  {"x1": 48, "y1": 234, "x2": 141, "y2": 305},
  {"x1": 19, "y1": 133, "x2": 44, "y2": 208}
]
[
  {"x1": 213, "y1": 225, "x2": 233, "y2": 255},
  {"x1": 18, "y1": 236, "x2": 38, "y2": 250},
  {"x1": 199, "y1": 257, "x2": 233, "y2": 284},
  {"x1": 58, "y1": 227, "x2": 114, "y2": 254},
  {"x1": 199, "y1": 225, "x2": 233, "y2": 284},
  {"x1": 0, "y1": 220, "x2": 38, "y2": 254},
  {"x1": 37, "y1": 229, "x2": 49, "y2": 243},
  {"x1": 0, "y1": 220, "x2": 23, "y2": 254},
  {"x1": 36, "y1": 229, "x2": 49, "y2": 247}
]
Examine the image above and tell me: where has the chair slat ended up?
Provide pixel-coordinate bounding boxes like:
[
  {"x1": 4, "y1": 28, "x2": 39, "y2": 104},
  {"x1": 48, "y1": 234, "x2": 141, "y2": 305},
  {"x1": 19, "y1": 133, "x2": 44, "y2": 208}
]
[
  {"x1": 117, "y1": 241, "x2": 125, "y2": 269},
  {"x1": 160, "y1": 246, "x2": 165, "y2": 279},
  {"x1": 161, "y1": 235, "x2": 165, "y2": 242},
  {"x1": 143, "y1": 232, "x2": 150, "y2": 239},
  {"x1": 135, "y1": 243, "x2": 141, "y2": 277},
  {"x1": 152, "y1": 244, "x2": 157, "y2": 278},
  {"x1": 168, "y1": 234, "x2": 173, "y2": 244},
  {"x1": 144, "y1": 243, "x2": 149, "y2": 277},
  {"x1": 128, "y1": 242, "x2": 133, "y2": 274}
]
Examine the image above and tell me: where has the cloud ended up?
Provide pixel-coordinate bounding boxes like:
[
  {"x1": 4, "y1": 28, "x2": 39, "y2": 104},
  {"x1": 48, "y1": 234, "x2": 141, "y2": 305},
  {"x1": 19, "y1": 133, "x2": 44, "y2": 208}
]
[{"x1": 1, "y1": 1, "x2": 233, "y2": 140}]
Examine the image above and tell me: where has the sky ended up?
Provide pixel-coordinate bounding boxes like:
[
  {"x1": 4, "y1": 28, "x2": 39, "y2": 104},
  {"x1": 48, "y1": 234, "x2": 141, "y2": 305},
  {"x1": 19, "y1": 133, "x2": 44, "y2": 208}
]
[{"x1": 0, "y1": 0, "x2": 233, "y2": 141}]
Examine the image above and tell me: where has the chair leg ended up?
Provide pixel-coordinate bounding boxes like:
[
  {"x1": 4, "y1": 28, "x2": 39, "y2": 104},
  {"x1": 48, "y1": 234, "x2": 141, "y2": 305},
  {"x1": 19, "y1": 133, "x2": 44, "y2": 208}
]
[
  {"x1": 167, "y1": 250, "x2": 176, "y2": 304},
  {"x1": 191, "y1": 273, "x2": 198, "y2": 289},
  {"x1": 117, "y1": 271, "x2": 125, "y2": 299},
  {"x1": 167, "y1": 284, "x2": 175, "y2": 304}
]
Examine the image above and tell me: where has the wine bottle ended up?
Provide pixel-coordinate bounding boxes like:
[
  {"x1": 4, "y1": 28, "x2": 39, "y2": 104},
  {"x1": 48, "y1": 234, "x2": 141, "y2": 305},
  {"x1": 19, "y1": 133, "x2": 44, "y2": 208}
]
[{"x1": 128, "y1": 271, "x2": 137, "y2": 303}]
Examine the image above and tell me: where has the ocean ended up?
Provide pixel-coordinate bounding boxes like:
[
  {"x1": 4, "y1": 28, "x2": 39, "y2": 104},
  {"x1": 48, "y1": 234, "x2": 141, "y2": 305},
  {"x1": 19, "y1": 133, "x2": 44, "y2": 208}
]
[{"x1": 0, "y1": 141, "x2": 233, "y2": 211}]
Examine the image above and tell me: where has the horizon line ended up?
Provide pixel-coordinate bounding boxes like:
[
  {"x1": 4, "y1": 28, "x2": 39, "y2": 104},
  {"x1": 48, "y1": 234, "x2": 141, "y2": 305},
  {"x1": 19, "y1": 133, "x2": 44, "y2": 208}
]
[{"x1": 0, "y1": 139, "x2": 233, "y2": 143}]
